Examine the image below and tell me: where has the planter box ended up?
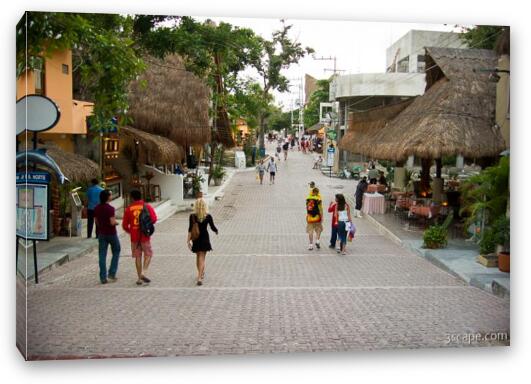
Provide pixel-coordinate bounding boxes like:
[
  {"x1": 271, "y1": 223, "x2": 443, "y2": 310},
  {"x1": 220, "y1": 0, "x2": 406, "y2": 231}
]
[{"x1": 477, "y1": 254, "x2": 498, "y2": 268}]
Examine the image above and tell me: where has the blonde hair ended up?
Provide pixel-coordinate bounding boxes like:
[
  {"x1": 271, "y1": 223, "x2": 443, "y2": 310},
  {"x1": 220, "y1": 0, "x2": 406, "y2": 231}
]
[{"x1": 194, "y1": 198, "x2": 208, "y2": 222}]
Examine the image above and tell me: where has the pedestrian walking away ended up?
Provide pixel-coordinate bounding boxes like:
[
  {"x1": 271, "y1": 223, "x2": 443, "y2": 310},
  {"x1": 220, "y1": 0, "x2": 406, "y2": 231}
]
[
  {"x1": 306, "y1": 187, "x2": 323, "y2": 250},
  {"x1": 275, "y1": 143, "x2": 282, "y2": 161},
  {"x1": 256, "y1": 159, "x2": 266, "y2": 185},
  {"x1": 94, "y1": 189, "x2": 121, "y2": 284},
  {"x1": 335, "y1": 194, "x2": 352, "y2": 255},
  {"x1": 355, "y1": 176, "x2": 369, "y2": 217},
  {"x1": 86, "y1": 178, "x2": 103, "y2": 238},
  {"x1": 187, "y1": 198, "x2": 218, "y2": 286},
  {"x1": 328, "y1": 195, "x2": 340, "y2": 251},
  {"x1": 267, "y1": 157, "x2": 278, "y2": 185},
  {"x1": 122, "y1": 189, "x2": 158, "y2": 286},
  {"x1": 282, "y1": 140, "x2": 289, "y2": 160}
]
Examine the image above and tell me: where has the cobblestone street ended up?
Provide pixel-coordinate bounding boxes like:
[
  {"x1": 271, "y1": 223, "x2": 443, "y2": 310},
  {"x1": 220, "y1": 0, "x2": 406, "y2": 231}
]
[{"x1": 17, "y1": 146, "x2": 510, "y2": 359}]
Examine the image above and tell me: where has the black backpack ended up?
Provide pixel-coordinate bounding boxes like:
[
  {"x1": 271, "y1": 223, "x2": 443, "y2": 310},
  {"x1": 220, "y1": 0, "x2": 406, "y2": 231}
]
[{"x1": 139, "y1": 204, "x2": 155, "y2": 237}]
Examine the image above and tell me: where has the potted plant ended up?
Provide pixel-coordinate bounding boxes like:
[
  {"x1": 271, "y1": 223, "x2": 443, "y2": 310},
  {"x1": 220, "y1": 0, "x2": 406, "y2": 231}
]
[
  {"x1": 423, "y1": 224, "x2": 448, "y2": 249},
  {"x1": 423, "y1": 212, "x2": 453, "y2": 249},
  {"x1": 211, "y1": 166, "x2": 226, "y2": 186},
  {"x1": 492, "y1": 215, "x2": 510, "y2": 272},
  {"x1": 477, "y1": 227, "x2": 498, "y2": 267},
  {"x1": 191, "y1": 173, "x2": 205, "y2": 196}
]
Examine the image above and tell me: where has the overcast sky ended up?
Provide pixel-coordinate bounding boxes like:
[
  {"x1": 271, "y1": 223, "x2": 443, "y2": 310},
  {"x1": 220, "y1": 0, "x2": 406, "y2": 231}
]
[{"x1": 193, "y1": 16, "x2": 459, "y2": 110}]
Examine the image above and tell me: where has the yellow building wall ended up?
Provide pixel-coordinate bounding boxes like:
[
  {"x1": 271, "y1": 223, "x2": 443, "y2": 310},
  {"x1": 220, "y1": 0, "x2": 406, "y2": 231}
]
[{"x1": 496, "y1": 55, "x2": 510, "y2": 149}]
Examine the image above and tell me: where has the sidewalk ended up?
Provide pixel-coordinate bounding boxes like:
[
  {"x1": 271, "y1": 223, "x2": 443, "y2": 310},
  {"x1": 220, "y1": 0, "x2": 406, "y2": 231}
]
[
  {"x1": 364, "y1": 212, "x2": 510, "y2": 298},
  {"x1": 16, "y1": 169, "x2": 240, "y2": 281}
]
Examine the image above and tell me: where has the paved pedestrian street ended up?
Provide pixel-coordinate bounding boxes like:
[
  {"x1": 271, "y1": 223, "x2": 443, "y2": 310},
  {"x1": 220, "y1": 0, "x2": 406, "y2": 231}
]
[{"x1": 17, "y1": 147, "x2": 510, "y2": 359}]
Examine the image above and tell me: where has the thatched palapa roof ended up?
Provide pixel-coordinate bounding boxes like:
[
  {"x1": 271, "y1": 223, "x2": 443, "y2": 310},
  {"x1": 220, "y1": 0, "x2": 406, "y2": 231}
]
[
  {"x1": 342, "y1": 47, "x2": 505, "y2": 161},
  {"x1": 120, "y1": 126, "x2": 184, "y2": 165},
  {"x1": 43, "y1": 143, "x2": 100, "y2": 182},
  {"x1": 128, "y1": 54, "x2": 211, "y2": 147},
  {"x1": 339, "y1": 99, "x2": 413, "y2": 155}
]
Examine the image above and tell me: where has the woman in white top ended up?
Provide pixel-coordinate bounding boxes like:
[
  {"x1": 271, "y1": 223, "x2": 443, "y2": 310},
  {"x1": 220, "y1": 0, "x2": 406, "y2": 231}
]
[{"x1": 335, "y1": 194, "x2": 352, "y2": 255}]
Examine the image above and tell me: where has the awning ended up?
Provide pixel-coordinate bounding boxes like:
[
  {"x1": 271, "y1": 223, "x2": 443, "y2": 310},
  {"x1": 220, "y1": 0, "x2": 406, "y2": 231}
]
[{"x1": 120, "y1": 126, "x2": 184, "y2": 165}]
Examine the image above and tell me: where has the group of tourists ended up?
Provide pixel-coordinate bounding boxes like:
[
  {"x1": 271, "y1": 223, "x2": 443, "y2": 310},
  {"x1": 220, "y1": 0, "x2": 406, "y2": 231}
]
[
  {"x1": 305, "y1": 181, "x2": 356, "y2": 255},
  {"x1": 88, "y1": 179, "x2": 218, "y2": 287}
]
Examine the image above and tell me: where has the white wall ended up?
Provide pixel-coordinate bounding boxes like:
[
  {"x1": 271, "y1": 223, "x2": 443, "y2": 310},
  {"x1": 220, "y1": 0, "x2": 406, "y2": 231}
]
[
  {"x1": 330, "y1": 72, "x2": 425, "y2": 99},
  {"x1": 386, "y1": 30, "x2": 466, "y2": 73},
  {"x1": 140, "y1": 165, "x2": 184, "y2": 204}
]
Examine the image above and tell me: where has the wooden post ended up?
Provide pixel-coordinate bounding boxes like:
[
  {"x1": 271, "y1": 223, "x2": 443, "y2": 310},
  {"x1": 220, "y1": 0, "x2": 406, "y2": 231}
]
[
  {"x1": 420, "y1": 158, "x2": 432, "y2": 195},
  {"x1": 435, "y1": 158, "x2": 442, "y2": 179}
]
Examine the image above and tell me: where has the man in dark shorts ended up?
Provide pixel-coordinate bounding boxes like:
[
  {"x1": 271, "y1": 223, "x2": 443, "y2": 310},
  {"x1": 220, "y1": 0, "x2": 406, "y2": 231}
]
[
  {"x1": 282, "y1": 141, "x2": 289, "y2": 160},
  {"x1": 267, "y1": 157, "x2": 278, "y2": 185},
  {"x1": 94, "y1": 189, "x2": 120, "y2": 284}
]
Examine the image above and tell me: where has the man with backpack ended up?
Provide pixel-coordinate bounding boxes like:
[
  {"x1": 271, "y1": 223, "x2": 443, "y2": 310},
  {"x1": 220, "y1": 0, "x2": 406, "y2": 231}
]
[
  {"x1": 282, "y1": 140, "x2": 290, "y2": 161},
  {"x1": 122, "y1": 189, "x2": 158, "y2": 285}
]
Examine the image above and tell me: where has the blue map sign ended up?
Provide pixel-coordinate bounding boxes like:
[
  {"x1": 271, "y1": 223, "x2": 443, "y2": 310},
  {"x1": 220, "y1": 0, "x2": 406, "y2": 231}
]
[
  {"x1": 16, "y1": 171, "x2": 51, "y2": 184},
  {"x1": 16, "y1": 172, "x2": 50, "y2": 240}
]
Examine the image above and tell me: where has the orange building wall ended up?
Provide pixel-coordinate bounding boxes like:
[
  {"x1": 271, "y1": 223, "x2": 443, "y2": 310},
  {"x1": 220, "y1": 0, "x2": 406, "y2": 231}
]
[{"x1": 16, "y1": 50, "x2": 92, "y2": 136}]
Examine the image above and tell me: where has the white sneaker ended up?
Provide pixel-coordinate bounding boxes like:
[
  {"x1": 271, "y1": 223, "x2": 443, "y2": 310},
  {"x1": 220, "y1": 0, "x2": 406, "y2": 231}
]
[{"x1": 308, "y1": 244, "x2": 314, "y2": 250}]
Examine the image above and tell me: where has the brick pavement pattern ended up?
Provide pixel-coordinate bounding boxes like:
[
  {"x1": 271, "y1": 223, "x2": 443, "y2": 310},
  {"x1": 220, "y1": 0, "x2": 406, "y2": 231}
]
[{"x1": 17, "y1": 145, "x2": 510, "y2": 359}]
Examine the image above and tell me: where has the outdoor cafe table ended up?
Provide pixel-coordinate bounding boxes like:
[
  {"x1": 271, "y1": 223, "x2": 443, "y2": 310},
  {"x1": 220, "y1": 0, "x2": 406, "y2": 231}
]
[
  {"x1": 362, "y1": 192, "x2": 385, "y2": 215},
  {"x1": 367, "y1": 184, "x2": 386, "y2": 193},
  {"x1": 408, "y1": 205, "x2": 433, "y2": 218}
]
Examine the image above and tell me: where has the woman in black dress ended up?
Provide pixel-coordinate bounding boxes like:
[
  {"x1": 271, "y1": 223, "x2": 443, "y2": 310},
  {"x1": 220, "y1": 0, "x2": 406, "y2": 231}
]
[{"x1": 187, "y1": 198, "x2": 218, "y2": 285}]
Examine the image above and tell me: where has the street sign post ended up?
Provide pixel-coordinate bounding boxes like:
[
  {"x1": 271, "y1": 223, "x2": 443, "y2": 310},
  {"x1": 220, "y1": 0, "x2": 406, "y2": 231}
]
[
  {"x1": 16, "y1": 172, "x2": 51, "y2": 284},
  {"x1": 16, "y1": 94, "x2": 60, "y2": 284},
  {"x1": 327, "y1": 146, "x2": 335, "y2": 178}
]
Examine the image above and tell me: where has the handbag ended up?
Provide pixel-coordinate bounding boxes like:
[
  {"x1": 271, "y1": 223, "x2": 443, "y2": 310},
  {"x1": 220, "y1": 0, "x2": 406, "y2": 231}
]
[{"x1": 190, "y1": 215, "x2": 200, "y2": 241}]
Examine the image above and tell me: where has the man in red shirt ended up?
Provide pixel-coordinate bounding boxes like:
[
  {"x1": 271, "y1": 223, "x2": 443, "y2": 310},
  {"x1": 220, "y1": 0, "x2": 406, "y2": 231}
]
[{"x1": 122, "y1": 189, "x2": 157, "y2": 285}]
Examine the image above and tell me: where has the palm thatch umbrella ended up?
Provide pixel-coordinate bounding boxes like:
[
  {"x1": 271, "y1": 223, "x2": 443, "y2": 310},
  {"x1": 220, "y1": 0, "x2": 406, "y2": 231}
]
[
  {"x1": 120, "y1": 126, "x2": 184, "y2": 165},
  {"x1": 128, "y1": 54, "x2": 211, "y2": 147}
]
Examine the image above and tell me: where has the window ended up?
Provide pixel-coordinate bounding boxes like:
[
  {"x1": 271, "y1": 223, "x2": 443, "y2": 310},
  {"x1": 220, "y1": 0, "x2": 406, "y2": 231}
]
[
  {"x1": 397, "y1": 56, "x2": 409, "y2": 73},
  {"x1": 417, "y1": 55, "x2": 426, "y2": 73},
  {"x1": 34, "y1": 57, "x2": 45, "y2": 95},
  {"x1": 62, "y1": 64, "x2": 69, "y2": 74}
]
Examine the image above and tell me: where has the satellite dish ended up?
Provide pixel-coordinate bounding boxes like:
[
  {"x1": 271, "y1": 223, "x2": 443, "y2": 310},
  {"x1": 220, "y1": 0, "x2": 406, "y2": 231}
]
[{"x1": 16, "y1": 95, "x2": 61, "y2": 135}]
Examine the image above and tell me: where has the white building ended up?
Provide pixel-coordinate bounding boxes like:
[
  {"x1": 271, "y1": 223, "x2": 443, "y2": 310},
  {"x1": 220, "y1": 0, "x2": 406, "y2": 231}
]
[{"x1": 386, "y1": 30, "x2": 466, "y2": 73}]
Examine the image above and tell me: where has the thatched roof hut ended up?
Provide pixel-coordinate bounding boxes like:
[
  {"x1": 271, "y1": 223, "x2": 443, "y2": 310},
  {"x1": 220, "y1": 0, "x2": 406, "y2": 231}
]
[
  {"x1": 128, "y1": 54, "x2": 211, "y2": 147},
  {"x1": 339, "y1": 99, "x2": 413, "y2": 156},
  {"x1": 357, "y1": 47, "x2": 505, "y2": 161},
  {"x1": 39, "y1": 143, "x2": 100, "y2": 183},
  {"x1": 120, "y1": 126, "x2": 184, "y2": 165}
]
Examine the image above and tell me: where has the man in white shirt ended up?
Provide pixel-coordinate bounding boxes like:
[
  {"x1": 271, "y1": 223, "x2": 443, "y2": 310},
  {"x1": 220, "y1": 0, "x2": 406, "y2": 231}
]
[{"x1": 267, "y1": 158, "x2": 278, "y2": 185}]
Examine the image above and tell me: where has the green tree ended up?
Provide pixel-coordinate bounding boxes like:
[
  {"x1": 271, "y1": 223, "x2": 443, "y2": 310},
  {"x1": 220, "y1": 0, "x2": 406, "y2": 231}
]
[
  {"x1": 250, "y1": 21, "x2": 314, "y2": 152},
  {"x1": 16, "y1": 12, "x2": 145, "y2": 133},
  {"x1": 303, "y1": 78, "x2": 331, "y2": 128},
  {"x1": 459, "y1": 25, "x2": 506, "y2": 50}
]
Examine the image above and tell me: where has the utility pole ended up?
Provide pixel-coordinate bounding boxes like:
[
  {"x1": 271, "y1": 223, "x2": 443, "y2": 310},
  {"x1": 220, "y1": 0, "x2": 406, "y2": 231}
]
[{"x1": 313, "y1": 55, "x2": 346, "y2": 75}]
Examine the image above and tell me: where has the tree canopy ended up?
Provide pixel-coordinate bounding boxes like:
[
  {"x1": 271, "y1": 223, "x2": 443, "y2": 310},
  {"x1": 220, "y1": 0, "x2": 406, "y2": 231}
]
[
  {"x1": 17, "y1": 12, "x2": 145, "y2": 133},
  {"x1": 459, "y1": 25, "x2": 506, "y2": 50}
]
